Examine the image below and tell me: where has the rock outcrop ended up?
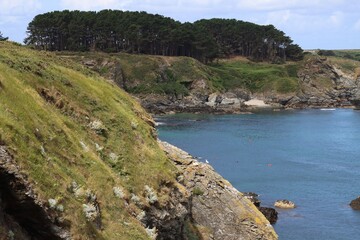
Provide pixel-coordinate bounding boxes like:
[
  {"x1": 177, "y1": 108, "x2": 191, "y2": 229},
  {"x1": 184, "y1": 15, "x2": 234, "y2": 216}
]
[
  {"x1": 273, "y1": 57, "x2": 359, "y2": 109},
  {"x1": 160, "y1": 141, "x2": 278, "y2": 240},
  {"x1": 243, "y1": 192, "x2": 278, "y2": 224},
  {"x1": 0, "y1": 146, "x2": 70, "y2": 240},
  {"x1": 258, "y1": 207, "x2": 278, "y2": 225},
  {"x1": 274, "y1": 200, "x2": 296, "y2": 209},
  {"x1": 350, "y1": 197, "x2": 360, "y2": 210},
  {"x1": 78, "y1": 54, "x2": 360, "y2": 113}
]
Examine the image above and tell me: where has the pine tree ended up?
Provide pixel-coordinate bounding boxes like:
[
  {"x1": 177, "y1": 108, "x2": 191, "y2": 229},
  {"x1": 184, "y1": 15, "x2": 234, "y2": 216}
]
[{"x1": 0, "y1": 31, "x2": 8, "y2": 41}]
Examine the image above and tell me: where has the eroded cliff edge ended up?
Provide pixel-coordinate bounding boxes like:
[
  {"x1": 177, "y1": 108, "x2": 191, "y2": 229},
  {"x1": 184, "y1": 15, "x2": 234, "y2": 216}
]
[
  {"x1": 70, "y1": 53, "x2": 360, "y2": 113},
  {"x1": 160, "y1": 141, "x2": 277, "y2": 240}
]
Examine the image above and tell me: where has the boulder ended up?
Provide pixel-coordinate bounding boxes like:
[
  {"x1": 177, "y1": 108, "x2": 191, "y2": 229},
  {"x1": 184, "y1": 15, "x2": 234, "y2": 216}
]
[
  {"x1": 350, "y1": 197, "x2": 360, "y2": 210},
  {"x1": 221, "y1": 97, "x2": 240, "y2": 105},
  {"x1": 274, "y1": 200, "x2": 296, "y2": 209},
  {"x1": 258, "y1": 207, "x2": 278, "y2": 224},
  {"x1": 205, "y1": 93, "x2": 218, "y2": 107}
]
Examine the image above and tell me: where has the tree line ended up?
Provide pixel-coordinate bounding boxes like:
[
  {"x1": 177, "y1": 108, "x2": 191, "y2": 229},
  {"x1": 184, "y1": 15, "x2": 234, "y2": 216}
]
[{"x1": 25, "y1": 10, "x2": 303, "y2": 62}]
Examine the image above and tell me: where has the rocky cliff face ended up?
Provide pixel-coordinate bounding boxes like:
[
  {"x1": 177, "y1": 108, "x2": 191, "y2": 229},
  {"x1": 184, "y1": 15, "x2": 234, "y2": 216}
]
[
  {"x1": 269, "y1": 56, "x2": 360, "y2": 108},
  {"x1": 0, "y1": 146, "x2": 71, "y2": 240},
  {"x1": 74, "y1": 54, "x2": 360, "y2": 113},
  {"x1": 160, "y1": 141, "x2": 278, "y2": 240}
]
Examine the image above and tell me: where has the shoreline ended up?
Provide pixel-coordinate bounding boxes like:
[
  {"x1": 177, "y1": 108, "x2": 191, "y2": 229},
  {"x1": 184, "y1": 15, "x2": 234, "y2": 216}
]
[{"x1": 148, "y1": 104, "x2": 357, "y2": 116}]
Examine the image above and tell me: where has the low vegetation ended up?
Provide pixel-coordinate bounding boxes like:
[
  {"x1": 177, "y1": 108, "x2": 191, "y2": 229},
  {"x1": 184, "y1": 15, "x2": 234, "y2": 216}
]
[
  {"x1": 0, "y1": 41, "x2": 176, "y2": 239},
  {"x1": 209, "y1": 58, "x2": 300, "y2": 93}
]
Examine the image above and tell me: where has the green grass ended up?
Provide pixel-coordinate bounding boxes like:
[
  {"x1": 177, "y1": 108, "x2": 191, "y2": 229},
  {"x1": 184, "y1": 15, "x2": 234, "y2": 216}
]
[
  {"x1": 58, "y1": 52, "x2": 220, "y2": 96},
  {"x1": 58, "y1": 50, "x2": 360, "y2": 100},
  {"x1": 332, "y1": 49, "x2": 360, "y2": 62},
  {"x1": 0, "y1": 41, "x2": 177, "y2": 239},
  {"x1": 60, "y1": 52, "x2": 301, "y2": 96},
  {"x1": 208, "y1": 59, "x2": 299, "y2": 93}
]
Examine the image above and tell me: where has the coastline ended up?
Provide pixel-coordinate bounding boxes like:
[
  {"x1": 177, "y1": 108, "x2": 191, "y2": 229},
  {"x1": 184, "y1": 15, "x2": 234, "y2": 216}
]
[{"x1": 159, "y1": 140, "x2": 278, "y2": 240}]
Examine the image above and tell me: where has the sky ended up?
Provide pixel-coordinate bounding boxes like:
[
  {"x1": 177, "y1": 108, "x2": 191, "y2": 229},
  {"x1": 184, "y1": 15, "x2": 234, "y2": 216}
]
[{"x1": 1, "y1": 0, "x2": 360, "y2": 49}]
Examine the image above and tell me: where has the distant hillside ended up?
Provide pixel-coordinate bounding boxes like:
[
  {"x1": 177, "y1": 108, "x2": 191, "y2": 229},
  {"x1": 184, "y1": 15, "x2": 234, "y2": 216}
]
[
  {"x1": 316, "y1": 49, "x2": 360, "y2": 62},
  {"x1": 25, "y1": 10, "x2": 303, "y2": 63},
  {"x1": 62, "y1": 51, "x2": 360, "y2": 113}
]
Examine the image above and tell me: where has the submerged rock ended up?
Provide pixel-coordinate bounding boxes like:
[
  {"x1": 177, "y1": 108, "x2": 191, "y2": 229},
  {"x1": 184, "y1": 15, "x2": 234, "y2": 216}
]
[
  {"x1": 274, "y1": 200, "x2": 296, "y2": 209},
  {"x1": 350, "y1": 197, "x2": 360, "y2": 210}
]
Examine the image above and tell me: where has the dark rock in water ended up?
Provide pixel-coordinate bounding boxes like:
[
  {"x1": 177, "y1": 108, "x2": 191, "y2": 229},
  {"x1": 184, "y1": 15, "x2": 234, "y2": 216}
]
[
  {"x1": 350, "y1": 197, "x2": 360, "y2": 210},
  {"x1": 258, "y1": 207, "x2": 278, "y2": 224},
  {"x1": 243, "y1": 192, "x2": 261, "y2": 207},
  {"x1": 243, "y1": 192, "x2": 278, "y2": 224}
]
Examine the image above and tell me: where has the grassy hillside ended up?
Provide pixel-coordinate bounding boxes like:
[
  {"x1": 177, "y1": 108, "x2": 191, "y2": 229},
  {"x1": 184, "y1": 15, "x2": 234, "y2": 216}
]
[
  {"x1": 332, "y1": 49, "x2": 360, "y2": 62},
  {"x1": 60, "y1": 52, "x2": 219, "y2": 96},
  {"x1": 61, "y1": 52, "x2": 301, "y2": 97},
  {"x1": 208, "y1": 57, "x2": 300, "y2": 93},
  {"x1": 0, "y1": 42, "x2": 176, "y2": 239}
]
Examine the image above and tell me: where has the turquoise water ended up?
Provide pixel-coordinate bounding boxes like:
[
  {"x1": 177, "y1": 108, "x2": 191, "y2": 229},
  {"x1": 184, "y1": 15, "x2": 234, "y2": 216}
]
[{"x1": 156, "y1": 109, "x2": 360, "y2": 240}]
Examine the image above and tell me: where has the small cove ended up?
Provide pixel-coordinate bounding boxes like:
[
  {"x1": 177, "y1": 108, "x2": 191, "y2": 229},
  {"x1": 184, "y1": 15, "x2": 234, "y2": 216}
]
[{"x1": 157, "y1": 109, "x2": 360, "y2": 240}]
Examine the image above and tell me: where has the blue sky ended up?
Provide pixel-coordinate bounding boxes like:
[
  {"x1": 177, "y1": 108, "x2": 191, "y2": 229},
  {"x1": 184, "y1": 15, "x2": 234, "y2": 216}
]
[{"x1": 1, "y1": 0, "x2": 359, "y2": 49}]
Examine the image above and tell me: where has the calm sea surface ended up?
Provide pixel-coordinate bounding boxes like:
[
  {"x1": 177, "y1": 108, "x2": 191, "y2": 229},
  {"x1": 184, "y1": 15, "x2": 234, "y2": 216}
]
[{"x1": 156, "y1": 109, "x2": 360, "y2": 240}]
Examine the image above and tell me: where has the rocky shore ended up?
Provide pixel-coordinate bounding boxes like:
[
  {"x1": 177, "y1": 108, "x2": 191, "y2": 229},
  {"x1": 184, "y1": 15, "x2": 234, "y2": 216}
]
[
  {"x1": 160, "y1": 141, "x2": 278, "y2": 240},
  {"x1": 137, "y1": 57, "x2": 360, "y2": 114},
  {"x1": 76, "y1": 53, "x2": 360, "y2": 114}
]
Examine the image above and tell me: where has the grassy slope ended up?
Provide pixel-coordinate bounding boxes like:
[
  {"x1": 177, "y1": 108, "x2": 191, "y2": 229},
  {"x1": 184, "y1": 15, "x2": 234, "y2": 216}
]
[
  {"x1": 61, "y1": 50, "x2": 360, "y2": 99},
  {"x1": 61, "y1": 52, "x2": 301, "y2": 96},
  {"x1": 332, "y1": 49, "x2": 360, "y2": 62},
  {"x1": 0, "y1": 42, "x2": 175, "y2": 239},
  {"x1": 208, "y1": 57, "x2": 300, "y2": 93},
  {"x1": 61, "y1": 52, "x2": 218, "y2": 95}
]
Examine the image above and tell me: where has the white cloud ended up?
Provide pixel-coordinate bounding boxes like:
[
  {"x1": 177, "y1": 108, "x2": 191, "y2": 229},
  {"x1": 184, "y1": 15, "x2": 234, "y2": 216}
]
[
  {"x1": 60, "y1": 0, "x2": 133, "y2": 10},
  {"x1": 60, "y1": 0, "x2": 230, "y2": 11},
  {"x1": 236, "y1": 0, "x2": 345, "y2": 11},
  {"x1": 0, "y1": 0, "x2": 41, "y2": 15}
]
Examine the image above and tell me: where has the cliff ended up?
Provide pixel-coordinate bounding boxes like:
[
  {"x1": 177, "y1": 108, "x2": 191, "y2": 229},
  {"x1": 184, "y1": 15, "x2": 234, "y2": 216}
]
[
  {"x1": 0, "y1": 42, "x2": 276, "y2": 239},
  {"x1": 160, "y1": 141, "x2": 277, "y2": 240},
  {"x1": 65, "y1": 52, "x2": 360, "y2": 113}
]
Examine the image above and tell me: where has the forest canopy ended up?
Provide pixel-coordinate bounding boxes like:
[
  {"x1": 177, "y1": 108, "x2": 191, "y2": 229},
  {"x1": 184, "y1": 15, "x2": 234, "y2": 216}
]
[{"x1": 25, "y1": 10, "x2": 303, "y2": 62}]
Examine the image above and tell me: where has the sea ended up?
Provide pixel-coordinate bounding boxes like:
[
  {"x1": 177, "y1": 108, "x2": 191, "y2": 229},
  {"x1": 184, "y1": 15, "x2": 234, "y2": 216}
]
[{"x1": 156, "y1": 109, "x2": 360, "y2": 240}]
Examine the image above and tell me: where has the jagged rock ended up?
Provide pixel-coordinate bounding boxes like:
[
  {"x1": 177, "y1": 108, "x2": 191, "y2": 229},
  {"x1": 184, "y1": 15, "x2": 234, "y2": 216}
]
[
  {"x1": 160, "y1": 141, "x2": 278, "y2": 240},
  {"x1": 0, "y1": 146, "x2": 71, "y2": 239},
  {"x1": 88, "y1": 119, "x2": 107, "y2": 135},
  {"x1": 113, "y1": 187, "x2": 125, "y2": 199},
  {"x1": 258, "y1": 207, "x2": 278, "y2": 224},
  {"x1": 243, "y1": 192, "x2": 278, "y2": 224},
  {"x1": 82, "y1": 191, "x2": 102, "y2": 229},
  {"x1": 274, "y1": 200, "x2": 296, "y2": 209},
  {"x1": 205, "y1": 93, "x2": 218, "y2": 107},
  {"x1": 350, "y1": 197, "x2": 360, "y2": 210},
  {"x1": 142, "y1": 185, "x2": 189, "y2": 240},
  {"x1": 144, "y1": 185, "x2": 158, "y2": 204}
]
